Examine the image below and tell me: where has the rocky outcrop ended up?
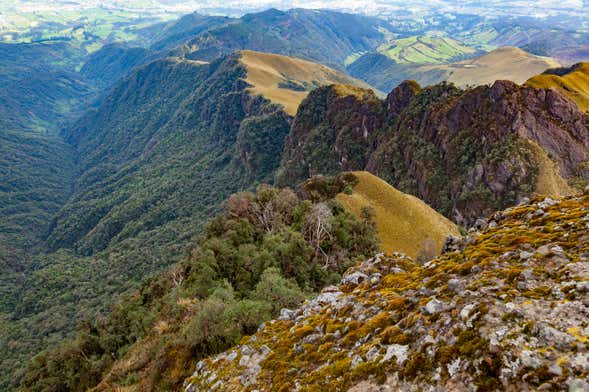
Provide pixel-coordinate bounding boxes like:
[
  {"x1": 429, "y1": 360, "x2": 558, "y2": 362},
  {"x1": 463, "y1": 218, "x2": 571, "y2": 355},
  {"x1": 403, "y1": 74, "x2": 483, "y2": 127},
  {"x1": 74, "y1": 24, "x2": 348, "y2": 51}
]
[
  {"x1": 526, "y1": 62, "x2": 589, "y2": 113},
  {"x1": 278, "y1": 78, "x2": 589, "y2": 225},
  {"x1": 370, "y1": 80, "x2": 589, "y2": 224},
  {"x1": 386, "y1": 80, "x2": 420, "y2": 117},
  {"x1": 184, "y1": 191, "x2": 589, "y2": 391},
  {"x1": 489, "y1": 80, "x2": 589, "y2": 178},
  {"x1": 275, "y1": 85, "x2": 385, "y2": 186}
]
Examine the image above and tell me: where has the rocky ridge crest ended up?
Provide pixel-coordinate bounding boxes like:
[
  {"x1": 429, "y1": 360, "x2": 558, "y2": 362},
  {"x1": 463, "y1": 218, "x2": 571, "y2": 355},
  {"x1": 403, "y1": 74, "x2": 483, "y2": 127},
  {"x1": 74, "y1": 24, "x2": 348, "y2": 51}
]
[
  {"x1": 185, "y1": 191, "x2": 589, "y2": 391},
  {"x1": 278, "y1": 78, "x2": 589, "y2": 225}
]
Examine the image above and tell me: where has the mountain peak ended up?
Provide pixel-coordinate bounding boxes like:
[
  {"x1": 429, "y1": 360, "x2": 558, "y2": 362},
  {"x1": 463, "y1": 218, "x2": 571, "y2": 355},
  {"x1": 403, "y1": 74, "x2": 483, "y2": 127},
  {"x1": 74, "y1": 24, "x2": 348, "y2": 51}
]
[{"x1": 386, "y1": 80, "x2": 421, "y2": 116}]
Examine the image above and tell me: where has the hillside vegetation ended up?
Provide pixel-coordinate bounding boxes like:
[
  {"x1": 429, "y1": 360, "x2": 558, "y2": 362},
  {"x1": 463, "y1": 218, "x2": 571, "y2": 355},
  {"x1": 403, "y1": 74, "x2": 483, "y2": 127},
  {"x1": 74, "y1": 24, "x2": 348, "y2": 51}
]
[
  {"x1": 186, "y1": 191, "x2": 589, "y2": 391},
  {"x1": 0, "y1": 53, "x2": 285, "y2": 389},
  {"x1": 526, "y1": 62, "x2": 589, "y2": 113},
  {"x1": 0, "y1": 40, "x2": 100, "y2": 390},
  {"x1": 0, "y1": 50, "x2": 377, "y2": 389},
  {"x1": 0, "y1": 42, "x2": 94, "y2": 133},
  {"x1": 335, "y1": 171, "x2": 459, "y2": 259},
  {"x1": 0, "y1": 130, "x2": 75, "y2": 314},
  {"x1": 21, "y1": 183, "x2": 379, "y2": 392}
]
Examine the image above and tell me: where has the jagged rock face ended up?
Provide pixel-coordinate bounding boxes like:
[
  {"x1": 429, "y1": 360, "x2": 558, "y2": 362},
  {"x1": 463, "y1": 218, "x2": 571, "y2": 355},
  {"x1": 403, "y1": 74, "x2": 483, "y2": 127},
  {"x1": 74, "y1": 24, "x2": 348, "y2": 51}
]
[
  {"x1": 184, "y1": 192, "x2": 589, "y2": 391},
  {"x1": 385, "y1": 80, "x2": 420, "y2": 117},
  {"x1": 278, "y1": 79, "x2": 589, "y2": 225},
  {"x1": 371, "y1": 80, "x2": 589, "y2": 224},
  {"x1": 489, "y1": 80, "x2": 589, "y2": 178},
  {"x1": 276, "y1": 85, "x2": 385, "y2": 186}
]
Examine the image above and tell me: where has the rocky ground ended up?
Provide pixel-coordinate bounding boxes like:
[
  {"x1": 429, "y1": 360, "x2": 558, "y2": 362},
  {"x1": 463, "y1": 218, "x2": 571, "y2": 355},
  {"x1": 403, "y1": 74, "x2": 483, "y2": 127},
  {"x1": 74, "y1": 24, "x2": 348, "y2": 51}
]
[{"x1": 184, "y1": 190, "x2": 589, "y2": 391}]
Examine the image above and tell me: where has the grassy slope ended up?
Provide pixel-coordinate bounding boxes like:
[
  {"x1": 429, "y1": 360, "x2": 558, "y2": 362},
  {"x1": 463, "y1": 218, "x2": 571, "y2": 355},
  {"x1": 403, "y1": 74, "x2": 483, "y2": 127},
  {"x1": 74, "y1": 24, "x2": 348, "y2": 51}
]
[
  {"x1": 526, "y1": 62, "x2": 589, "y2": 113},
  {"x1": 415, "y1": 46, "x2": 561, "y2": 87},
  {"x1": 336, "y1": 171, "x2": 459, "y2": 258},
  {"x1": 525, "y1": 140, "x2": 575, "y2": 197},
  {"x1": 241, "y1": 50, "x2": 374, "y2": 116}
]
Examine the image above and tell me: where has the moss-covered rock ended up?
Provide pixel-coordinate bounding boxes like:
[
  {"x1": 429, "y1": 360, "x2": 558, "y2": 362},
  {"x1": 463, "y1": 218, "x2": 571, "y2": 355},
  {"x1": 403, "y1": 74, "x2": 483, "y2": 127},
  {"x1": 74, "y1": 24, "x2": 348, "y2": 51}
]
[{"x1": 185, "y1": 192, "x2": 589, "y2": 391}]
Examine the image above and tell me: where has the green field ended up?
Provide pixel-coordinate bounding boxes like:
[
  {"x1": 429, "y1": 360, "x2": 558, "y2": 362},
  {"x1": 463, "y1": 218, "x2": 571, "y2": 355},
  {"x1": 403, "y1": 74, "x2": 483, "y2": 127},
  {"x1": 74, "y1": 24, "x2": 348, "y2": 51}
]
[
  {"x1": 344, "y1": 51, "x2": 367, "y2": 66},
  {"x1": 455, "y1": 26, "x2": 500, "y2": 51},
  {"x1": 377, "y1": 35, "x2": 478, "y2": 64},
  {"x1": 0, "y1": 7, "x2": 178, "y2": 52}
]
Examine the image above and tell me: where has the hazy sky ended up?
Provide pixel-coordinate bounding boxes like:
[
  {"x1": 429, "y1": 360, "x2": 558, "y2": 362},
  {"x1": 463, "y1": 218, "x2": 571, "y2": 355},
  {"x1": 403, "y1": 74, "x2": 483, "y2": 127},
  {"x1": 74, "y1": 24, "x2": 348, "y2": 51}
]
[{"x1": 3, "y1": 0, "x2": 588, "y2": 20}]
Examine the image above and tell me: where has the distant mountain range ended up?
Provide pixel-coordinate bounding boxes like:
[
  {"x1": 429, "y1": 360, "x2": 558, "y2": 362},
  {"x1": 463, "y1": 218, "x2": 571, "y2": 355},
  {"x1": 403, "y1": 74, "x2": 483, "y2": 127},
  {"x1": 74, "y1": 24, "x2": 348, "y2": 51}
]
[{"x1": 348, "y1": 46, "x2": 563, "y2": 92}]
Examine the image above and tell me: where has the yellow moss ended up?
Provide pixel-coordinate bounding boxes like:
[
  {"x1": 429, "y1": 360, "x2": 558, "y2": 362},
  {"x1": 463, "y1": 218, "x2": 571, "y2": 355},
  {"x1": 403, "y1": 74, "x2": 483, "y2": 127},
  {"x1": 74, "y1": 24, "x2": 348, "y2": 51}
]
[
  {"x1": 293, "y1": 325, "x2": 315, "y2": 339},
  {"x1": 567, "y1": 327, "x2": 589, "y2": 344}
]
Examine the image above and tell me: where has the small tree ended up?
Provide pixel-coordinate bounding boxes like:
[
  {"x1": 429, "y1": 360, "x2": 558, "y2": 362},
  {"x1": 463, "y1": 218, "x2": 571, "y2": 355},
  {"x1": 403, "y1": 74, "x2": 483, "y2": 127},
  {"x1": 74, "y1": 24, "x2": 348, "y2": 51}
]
[
  {"x1": 304, "y1": 203, "x2": 333, "y2": 267},
  {"x1": 252, "y1": 267, "x2": 306, "y2": 313}
]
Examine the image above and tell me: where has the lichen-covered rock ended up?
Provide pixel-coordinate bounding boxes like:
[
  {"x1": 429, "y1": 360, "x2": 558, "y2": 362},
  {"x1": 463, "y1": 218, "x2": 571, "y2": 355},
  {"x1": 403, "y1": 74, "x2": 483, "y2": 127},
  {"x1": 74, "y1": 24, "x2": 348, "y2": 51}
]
[
  {"x1": 441, "y1": 235, "x2": 464, "y2": 254},
  {"x1": 184, "y1": 194, "x2": 589, "y2": 391}
]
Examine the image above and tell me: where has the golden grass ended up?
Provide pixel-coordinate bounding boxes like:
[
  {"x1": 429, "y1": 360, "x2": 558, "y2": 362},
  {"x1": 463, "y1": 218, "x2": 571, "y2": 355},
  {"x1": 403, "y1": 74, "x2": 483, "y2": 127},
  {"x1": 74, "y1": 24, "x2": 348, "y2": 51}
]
[
  {"x1": 240, "y1": 50, "x2": 373, "y2": 116},
  {"x1": 525, "y1": 139, "x2": 576, "y2": 196},
  {"x1": 418, "y1": 46, "x2": 561, "y2": 87},
  {"x1": 526, "y1": 62, "x2": 589, "y2": 113},
  {"x1": 332, "y1": 84, "x2": 373, "y2": 99},
  {"x1": 336, "y1": 171, "x2": 459, "y2": 258}
]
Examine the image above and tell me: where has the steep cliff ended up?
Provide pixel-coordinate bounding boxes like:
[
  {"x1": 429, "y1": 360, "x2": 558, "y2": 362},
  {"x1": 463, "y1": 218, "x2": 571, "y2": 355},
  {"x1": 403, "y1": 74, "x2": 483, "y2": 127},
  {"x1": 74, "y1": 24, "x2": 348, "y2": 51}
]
[{"x1": 279, "y1": 78, "x2": 589, "y2": 225}]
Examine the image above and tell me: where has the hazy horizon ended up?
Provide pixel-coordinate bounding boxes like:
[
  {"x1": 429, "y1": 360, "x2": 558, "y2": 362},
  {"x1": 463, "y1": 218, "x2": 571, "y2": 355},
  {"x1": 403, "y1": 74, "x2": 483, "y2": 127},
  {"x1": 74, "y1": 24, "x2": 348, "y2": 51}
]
[{"x1": 3, "y1": 0, "x2": 589, "y2": 18}]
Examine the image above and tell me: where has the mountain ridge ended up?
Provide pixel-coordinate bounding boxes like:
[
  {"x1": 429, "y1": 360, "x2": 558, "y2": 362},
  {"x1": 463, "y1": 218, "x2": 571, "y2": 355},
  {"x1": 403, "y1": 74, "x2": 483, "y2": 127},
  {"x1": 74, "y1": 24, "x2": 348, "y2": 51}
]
[
  {"x1": 240, "y1": 50, "x2": 374, "y2": 116},
  {"x1": 278, "y1": 78, "x2": 589, "y2": 225},
  {"x1": 526, "y1": 62, "x2": 589, "y2": 113},
  {"x1": 175, "y1": 8, "x2": 395, "y2": 71},
  {"x1": 185, "y1": 190, "x2": 589, "y2": 391}
]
